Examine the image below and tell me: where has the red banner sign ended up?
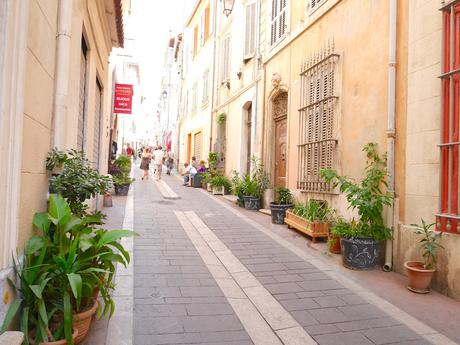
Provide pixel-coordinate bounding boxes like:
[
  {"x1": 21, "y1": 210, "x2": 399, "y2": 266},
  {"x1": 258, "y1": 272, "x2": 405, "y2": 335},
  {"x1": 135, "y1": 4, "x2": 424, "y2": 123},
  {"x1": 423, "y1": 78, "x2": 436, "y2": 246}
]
[{"x1": 114, "y1": 83, "x2": 133, "y2": 114}]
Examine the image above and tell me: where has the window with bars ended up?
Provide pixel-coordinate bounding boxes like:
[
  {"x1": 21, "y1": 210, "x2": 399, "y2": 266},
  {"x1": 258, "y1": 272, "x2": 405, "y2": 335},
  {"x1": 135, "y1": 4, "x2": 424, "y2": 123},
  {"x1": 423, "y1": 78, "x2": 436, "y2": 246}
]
[
  {"x1": 297, "y1": 44, "x2": 339, "y2": 192},
  {"x1": 270, "y1": 0, "x2": 287, "y2": 46},
  {"x1": 244, "y1": 2, "x2": 256, "y2": 59},
  {"x1": 220, "y1": 36, "x2": 231, "y2": 82},
  {"x1": 202, "y1": 69, "x2": 209, "y2": 104},
  {"x1": 438, "y1": 2, "x2": 460, "y2": 233}
]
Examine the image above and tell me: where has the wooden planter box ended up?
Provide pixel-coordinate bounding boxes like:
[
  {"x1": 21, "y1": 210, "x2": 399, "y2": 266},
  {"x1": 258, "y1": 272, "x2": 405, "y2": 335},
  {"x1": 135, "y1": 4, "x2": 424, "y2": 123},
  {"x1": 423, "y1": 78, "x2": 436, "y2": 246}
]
[{"x1": 284, "y1": 210, "x2": 329, "y2": 242}]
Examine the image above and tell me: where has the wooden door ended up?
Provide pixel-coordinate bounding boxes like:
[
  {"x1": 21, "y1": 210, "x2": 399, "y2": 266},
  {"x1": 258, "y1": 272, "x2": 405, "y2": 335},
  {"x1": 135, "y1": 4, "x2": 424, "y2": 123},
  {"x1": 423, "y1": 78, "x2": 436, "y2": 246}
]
[
  {"x1": 274, "y1": 118, "x2": 287, "y2": 187},
  {"x1": 187, "y1": 133, "x2": 192, "y2": 162}
]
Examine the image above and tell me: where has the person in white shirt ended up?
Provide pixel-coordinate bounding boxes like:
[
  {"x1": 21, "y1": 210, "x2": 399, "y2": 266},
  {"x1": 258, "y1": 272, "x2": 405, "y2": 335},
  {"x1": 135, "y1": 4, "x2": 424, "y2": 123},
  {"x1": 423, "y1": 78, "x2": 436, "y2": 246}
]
[
  {"x1": 153, "y1": 145, "x2": 165, "y2": 180},
  {"x1": 181, "y1": 162, "x2": 197, "y2": 186}
]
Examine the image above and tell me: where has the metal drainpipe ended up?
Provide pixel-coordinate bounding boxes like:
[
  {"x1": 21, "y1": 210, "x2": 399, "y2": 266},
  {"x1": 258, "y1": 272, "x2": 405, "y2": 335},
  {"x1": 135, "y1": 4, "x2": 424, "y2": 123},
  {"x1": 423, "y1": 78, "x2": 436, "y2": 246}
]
[
  {"x1": 251, "y1": 0, "x2": 261, "y2": 166},
  {"x1": 383, "y1": 0, "x2": 397, "y2": 272},
  {"x1": 209, "y1": 0, "x2": 218, "y2": 153},
  {"x1": 52, "y1": 0, "x2": 73, "y2": 149}
]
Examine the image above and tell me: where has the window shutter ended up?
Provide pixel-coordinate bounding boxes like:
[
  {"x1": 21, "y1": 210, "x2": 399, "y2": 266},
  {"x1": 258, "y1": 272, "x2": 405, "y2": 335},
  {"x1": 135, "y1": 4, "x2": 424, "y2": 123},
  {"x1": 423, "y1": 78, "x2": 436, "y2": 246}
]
[
  {"x1": 193, "y1": 132, "x2": 202, "y2": 161},
  {"x1": 77, "y1": 41, "x2": 88, "y2": 151},
  {"x1": 270, "y1": 0, "x2": 278, "y2": 45},
  {"x1": 221, "y1": 36, "x2": 230, "y2": 81},
  {"x1": 271, "y1": 0, "x2": 287, "y2": 46},
  {"x1": 204, "y1": 5, "x2": 210, "y2": 41},
  {"x1": 193, "y1": 26, "x2": 198, "y2": 56},
  {"x1": 244, "y1": 3, "x2": 256, "y2": 58}
]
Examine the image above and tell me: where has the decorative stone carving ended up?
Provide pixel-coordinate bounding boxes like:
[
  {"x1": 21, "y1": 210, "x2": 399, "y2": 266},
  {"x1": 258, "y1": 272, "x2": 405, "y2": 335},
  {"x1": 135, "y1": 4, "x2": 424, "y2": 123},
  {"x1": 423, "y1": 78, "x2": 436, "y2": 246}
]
[
  {"x1": 272, "y1": 92, "x2": 288, "y2": 119},
  {"x1": 271, "y1": 73, "x2": 282, "y2": 89}
]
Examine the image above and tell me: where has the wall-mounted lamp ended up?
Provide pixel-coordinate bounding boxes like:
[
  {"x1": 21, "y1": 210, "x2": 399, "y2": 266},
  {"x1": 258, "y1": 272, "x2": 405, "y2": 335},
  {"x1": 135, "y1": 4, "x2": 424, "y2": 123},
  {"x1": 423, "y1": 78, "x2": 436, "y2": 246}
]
[
  {"x1": 162, "y1": 90, "x2": 168, "y2": 99},
  {"x1": 222, "y1": 0, "x2": 235, "y2": 17}
]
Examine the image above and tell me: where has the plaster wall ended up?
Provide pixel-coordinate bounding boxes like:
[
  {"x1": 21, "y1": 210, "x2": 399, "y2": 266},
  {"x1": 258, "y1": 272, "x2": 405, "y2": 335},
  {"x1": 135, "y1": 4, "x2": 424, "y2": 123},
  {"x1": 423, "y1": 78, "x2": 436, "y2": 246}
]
[
  {"x1": 393, "y1": 0, "x2": 460, "y2": 299},
  {"x1": 261, "y1": 0, "x2": 389, "y2": 216}
]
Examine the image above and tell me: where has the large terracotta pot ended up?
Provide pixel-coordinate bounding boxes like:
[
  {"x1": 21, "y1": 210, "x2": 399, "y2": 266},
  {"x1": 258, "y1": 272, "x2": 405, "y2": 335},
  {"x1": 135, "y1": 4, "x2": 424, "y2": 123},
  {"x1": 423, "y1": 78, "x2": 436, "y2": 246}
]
[
  {"x1": 73, "y1": 300, "x2": 98, "y2": 344},
  {"x1": 404, "y1": 261, "x2": 435, "y2": 294},
  {"x1": 30, "y1": 329, "x2": 78, "y2": 345}
]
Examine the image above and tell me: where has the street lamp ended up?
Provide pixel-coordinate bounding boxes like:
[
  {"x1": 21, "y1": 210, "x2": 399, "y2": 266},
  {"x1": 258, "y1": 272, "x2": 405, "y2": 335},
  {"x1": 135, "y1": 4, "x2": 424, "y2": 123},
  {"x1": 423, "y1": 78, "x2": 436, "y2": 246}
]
[
  {"x1": 162, "y1": 90, "x2": 167, "y2": 99},
  {"x1": 222, "y1": 0, "x2": 235, "y2": 17}
]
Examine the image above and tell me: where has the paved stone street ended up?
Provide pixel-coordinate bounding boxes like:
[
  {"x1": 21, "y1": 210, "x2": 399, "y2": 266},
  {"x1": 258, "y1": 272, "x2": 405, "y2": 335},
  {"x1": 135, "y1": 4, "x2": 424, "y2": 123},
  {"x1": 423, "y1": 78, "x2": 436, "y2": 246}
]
[{"x1": 125, "y1": 172, "x2": 454, "y2": 345}]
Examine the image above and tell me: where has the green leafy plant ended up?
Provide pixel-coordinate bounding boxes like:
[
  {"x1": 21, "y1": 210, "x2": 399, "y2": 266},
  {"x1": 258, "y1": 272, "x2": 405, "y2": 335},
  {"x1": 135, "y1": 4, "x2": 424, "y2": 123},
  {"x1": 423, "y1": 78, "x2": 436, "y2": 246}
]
[
  {"x1": 320, "y1": 143, "x2": 393, "y2": 241},
  {"x1": 114, "y1": 155, "x2": 131, "y2": 175},
  {"x1": 209, "y1": 175, "x2": 232, "y2": 191},
  {"x1": 208, "y1": 152, "x2": 219, "y2": 171},
  {"x1": 293, "y1": 200, "x2": 333, "y2": 222},
  {"x1": 241, "y1": 156, "x2": 269, "y2": 198},
  {"x1": 411, "y1": 219, "x2": 444, "y2": 269},
  {"x1": 274, "y1": 187, "x2": 293, "y2": 205},
  {"x1": 47, "y1": 149, "x2": 110, "y2": 216},
  {"x1": 112, "y1": 174, "x2": 135, "y2": 187},
  {"x1": 217, "y1": 112, "x2": 226, "y2": 125}
]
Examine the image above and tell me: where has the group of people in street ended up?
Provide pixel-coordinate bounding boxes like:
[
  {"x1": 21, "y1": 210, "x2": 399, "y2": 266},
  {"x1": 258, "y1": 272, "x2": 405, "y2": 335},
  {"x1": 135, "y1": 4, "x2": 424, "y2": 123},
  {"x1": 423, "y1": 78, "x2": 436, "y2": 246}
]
[
  {"x1": 181, "y1": 157, "x2": 207, "y2": 186},
  {"x1": 125, "y1": 144, "x2": 175, "y2": 181}
]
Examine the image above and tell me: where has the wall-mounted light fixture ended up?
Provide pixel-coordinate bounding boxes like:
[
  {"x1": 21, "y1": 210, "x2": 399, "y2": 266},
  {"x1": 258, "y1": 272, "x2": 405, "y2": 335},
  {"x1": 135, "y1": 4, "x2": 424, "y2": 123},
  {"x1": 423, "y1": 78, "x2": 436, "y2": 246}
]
[{"x1": 222, "y1": 0, "x2": 235, "y2": 17}]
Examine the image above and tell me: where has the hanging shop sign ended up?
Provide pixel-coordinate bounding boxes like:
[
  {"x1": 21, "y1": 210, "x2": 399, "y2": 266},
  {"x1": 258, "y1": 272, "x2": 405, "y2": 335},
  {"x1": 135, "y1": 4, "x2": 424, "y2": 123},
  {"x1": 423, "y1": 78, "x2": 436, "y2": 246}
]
[{"x1": 114, "y1": 83, "x2": 133, "y2": 114}]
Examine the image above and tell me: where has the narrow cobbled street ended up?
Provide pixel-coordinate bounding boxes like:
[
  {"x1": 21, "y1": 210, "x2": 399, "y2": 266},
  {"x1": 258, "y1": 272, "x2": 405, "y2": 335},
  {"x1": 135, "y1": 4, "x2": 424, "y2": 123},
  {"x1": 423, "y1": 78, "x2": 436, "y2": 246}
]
[{"x1": 129, "y1": 173, "x2": 440, "y2": 345}]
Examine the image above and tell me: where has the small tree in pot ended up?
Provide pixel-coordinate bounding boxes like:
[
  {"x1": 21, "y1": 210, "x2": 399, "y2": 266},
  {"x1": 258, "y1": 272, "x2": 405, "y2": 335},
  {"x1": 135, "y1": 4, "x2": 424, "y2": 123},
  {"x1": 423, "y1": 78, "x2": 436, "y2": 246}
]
[
  {"x1": 321, "y1": 143, "x2": 393, "y2": 270},
  {"x1": 242, "y1": 157, "x2": 269, "y2": 210},
  {"x1": 270, "y1": 187, "x2": 294, "y2": 224},
  {"x1": 110, "y1": 155, "x2": 134, "y2": 196},
  {"x1": 405, "y1": 220, "x2": 444, "y2": 293}
]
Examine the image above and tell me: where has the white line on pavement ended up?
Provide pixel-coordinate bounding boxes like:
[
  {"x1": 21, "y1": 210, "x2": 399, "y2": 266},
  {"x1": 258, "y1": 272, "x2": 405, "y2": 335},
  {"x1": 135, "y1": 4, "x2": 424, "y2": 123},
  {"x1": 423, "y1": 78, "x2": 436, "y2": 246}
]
[
  {"x1": 154, "y1": 179, "x2": 180, "y2": 199},
  {"x1": 174, "y1": 210, "x2": 317, "y2": 345}
]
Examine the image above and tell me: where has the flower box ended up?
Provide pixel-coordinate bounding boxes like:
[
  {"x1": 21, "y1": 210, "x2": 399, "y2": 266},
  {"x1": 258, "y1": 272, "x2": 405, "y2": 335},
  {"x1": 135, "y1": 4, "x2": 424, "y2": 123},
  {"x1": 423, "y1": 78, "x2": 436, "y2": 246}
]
[
  {"x1": 284, "y1": 210, "x2": 329, "y2": 242},
  {"x1": 212, "y1": 186, "x2": 225, "y2": 195}
]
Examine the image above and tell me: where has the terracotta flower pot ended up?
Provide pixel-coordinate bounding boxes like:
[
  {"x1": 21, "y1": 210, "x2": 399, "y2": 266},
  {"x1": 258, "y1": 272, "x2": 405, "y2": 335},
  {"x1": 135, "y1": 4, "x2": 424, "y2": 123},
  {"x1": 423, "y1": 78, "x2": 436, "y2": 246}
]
[
  {"x1": 404, "y1": 261, "x2": 435, "y2": 294},
  {"x1": 328, "y1": 234, "x2": 341, "y2": 254},
  {"x1": 73, "y1": 300, "x2": 98, "y2": 344},
  {"x1": 30, "y1": 329, "x2": 78, "y2": 345}
]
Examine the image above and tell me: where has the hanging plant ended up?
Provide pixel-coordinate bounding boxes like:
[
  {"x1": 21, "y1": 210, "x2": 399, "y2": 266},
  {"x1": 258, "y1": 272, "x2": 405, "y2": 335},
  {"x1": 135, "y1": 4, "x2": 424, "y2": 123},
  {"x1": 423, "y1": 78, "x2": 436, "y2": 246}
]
[{"x1": 217, "y1": 112, "x2": 226, "y2": 125}]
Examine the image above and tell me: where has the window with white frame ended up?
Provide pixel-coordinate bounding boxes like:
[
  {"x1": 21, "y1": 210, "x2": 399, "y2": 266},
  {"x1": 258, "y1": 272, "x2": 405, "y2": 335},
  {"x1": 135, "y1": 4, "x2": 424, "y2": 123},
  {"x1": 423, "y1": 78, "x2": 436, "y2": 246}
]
[
  {"x1": 297, "y1": 44, "x2": 339, "y2": 192},
  {"x1": 270, "y1": 0, "x2": 287, "y2": 46},
  {"x1": 202, "y1": 69, "x2": 209, "y2": 103},
  {"x1": 244, "y1": 2, "x2": 256, "y2": 59},
  {"x1": 220, "y1": 36, "x2": 231, "y2": 82}
]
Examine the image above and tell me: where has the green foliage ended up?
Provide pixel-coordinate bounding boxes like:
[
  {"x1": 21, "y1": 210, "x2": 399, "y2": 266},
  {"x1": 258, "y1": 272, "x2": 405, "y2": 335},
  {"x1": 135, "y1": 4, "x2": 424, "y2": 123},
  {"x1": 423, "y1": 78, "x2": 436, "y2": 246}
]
[
  {"x1": 274, "y1": 187, "x2": 293, "y2": 205},
  {"x1": 209, "y1": 175, "x2": 232, "y2": 191},
  {"x1": 411, "y1": 219, "x2": 444, "y2": 269},
  {"x1": 217, "y1": 112, "x2": 226, "y2": 125},
  {"x1": 208, "y1": 152, "x2": 219, "y2": 170},
  {"x1": 111, "y1": 155, "x2": 134, "y2": 187},
  {"x1": 231, "y1": 171, "x2": 243, "y2": 196},
  {"x1": 320, "y1": 143, "x2": 393, "y2": 241},
  {"x1": 114, "y1": 155, "x2": 131, "y2": 175},
  {"x1": 47, "y1": 149, "x2": 110, "y2": 216},
  {"x1": 1, "y1": 195, "x2": 137, "y2": 344},
  {"x1": 112, "y1": 174, "x2": 135, "y2": 187},
  {"x1": 293, "y1": 200, "x2": 333, "y2": 222}
]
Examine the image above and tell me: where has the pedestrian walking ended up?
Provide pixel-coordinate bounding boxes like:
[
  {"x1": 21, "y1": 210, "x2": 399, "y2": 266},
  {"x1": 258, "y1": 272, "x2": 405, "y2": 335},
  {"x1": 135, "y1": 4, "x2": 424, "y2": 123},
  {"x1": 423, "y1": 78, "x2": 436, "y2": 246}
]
[
  {"x1": 166, "y1": 151, "x2": 175, "y2": 175},
  {"x1": 140, "y1": 147, "x2": 152, "y2": 180},
  {"x1": 126, "y1": 143, "x2": 134, "y2": 158},
  {"x1": 153, "y1": 145, "x2": 164, "y2": 180}
]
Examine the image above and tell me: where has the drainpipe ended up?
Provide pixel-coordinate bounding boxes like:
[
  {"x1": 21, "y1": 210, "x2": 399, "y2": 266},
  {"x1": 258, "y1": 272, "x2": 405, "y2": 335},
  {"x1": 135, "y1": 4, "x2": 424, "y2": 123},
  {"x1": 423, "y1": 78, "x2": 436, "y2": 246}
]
[
  {"x1": 383, "y1": 0, "x2": 397, "y2": 272},
  {"x1": 209, "y1": 0, "x2": 218, "y2": 153},
  {"x1": 52, "y1": 0, "x2": 73, "y2": 149},
  {"x1": 251, "y1": 0, "x2": 261, "y2": 166}
]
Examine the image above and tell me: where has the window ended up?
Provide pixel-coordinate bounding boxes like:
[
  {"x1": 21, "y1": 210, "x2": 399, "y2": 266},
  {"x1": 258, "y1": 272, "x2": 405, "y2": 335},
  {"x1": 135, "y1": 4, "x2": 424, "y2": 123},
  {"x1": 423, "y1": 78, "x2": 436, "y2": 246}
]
[
  {"x1": 297, "y1": 44, "x2": 339, "y2": 192},
  {"x1": 438, "y1": 2, "x2": 460, "y2": 232},
  {"x1": 204, "y1": 5, "x2": 210, "y2": 43},
  {"x1": 202, "y1": 69, "x2": 209, "y2": 103},
  {"x1": 270, "y1": 0, "x2": 287, "y2": 46},
  {"x1": 193, "y1": 26, "x2": 198, "y2": 57},
  {"x1": 191, "y1": 82, "x2": 198, "y2": 113},
  {"x1": 220, "y1": 36, "x2": 231, "y2": 82},
  {"x1": 77, "y1": 37, "x2": 88, "y2": 151},
  {"x1": 308, "y1": 0, "x2": 326, "y2": 12},
  {"x1": 244, "y1": 2, "x2": 256, "y2": 59}
]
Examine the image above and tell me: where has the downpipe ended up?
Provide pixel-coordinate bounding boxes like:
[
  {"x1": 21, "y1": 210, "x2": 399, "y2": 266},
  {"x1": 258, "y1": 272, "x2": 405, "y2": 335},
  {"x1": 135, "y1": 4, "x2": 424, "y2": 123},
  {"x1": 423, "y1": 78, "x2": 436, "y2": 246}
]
[{"x1": 383, "y1": 0, "x2": 397, "y2": 272}]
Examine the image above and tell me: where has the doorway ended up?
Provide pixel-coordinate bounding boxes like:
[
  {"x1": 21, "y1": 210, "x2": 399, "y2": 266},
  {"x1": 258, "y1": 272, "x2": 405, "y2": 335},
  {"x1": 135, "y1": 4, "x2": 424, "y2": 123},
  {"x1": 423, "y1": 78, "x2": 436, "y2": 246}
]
[{"x1": 272, "y1": 92, "x2": 288, "y2": 187}]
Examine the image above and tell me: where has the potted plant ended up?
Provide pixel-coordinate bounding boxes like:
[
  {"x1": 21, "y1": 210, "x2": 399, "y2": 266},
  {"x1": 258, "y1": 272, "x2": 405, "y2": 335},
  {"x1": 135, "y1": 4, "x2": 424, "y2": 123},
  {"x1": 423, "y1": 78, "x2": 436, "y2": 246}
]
[
  {"x1": 285, "y1": 200, "x2": 333, "y2": 242},
  {"x1": 46, "y1": 149, "x2": 110, "y2": 216},
  {"x1": 110, "y1": 155, "x2": 134, "y2": 196},
  {"x1": 320, "y1": 143, "x2": 393, "y2": 270},
  {"x1": 231, "y1": 171, "x2": 245, "y2": 207},
  {"x1": 242, "y1": 157, "x2": 269, "y2": 210},
  {"x1": 404, "y1": 220, "x2": 444, "y2": 293},
  {"x1": 209, "y1": 175, "x2": 232, "y2": 195},
  {"x1": 269, "y1": 187, "x2": 294, "y2": 224}
]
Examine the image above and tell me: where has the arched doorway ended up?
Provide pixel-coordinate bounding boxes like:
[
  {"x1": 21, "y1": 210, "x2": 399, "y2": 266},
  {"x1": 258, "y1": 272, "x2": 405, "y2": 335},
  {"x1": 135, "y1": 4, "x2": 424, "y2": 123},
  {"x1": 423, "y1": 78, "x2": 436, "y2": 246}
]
[
  {"x1": 272, "y1": 92, "x2": 288, "y2": 187},
  {"x1": 242, "y1": 102, "x2": 252, "y2": 174}
]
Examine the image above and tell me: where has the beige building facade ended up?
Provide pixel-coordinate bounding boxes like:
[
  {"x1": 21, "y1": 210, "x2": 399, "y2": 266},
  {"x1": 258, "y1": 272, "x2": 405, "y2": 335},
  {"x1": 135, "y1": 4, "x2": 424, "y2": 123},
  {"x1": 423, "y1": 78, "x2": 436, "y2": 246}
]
[{"x1": 0, "y1": 0, "x2": 124, "y2": 318}]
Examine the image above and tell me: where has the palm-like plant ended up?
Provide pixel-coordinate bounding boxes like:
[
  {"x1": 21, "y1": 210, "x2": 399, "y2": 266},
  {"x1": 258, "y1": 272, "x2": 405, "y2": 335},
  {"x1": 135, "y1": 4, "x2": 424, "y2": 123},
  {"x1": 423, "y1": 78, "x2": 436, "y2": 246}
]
[{"x1": 411, "y1": 220, "x2": 444, "y2": 270}]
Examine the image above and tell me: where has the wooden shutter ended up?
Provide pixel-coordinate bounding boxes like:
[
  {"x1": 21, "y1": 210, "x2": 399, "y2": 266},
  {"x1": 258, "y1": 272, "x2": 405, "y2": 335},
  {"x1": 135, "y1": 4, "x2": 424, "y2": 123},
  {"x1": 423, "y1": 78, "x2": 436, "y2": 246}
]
[
  {"x1": 270, "y1": 0, "x2": 278, "y2": 45},
  {"x1": 244, "y1": 3, "x2": 256, "y2": 59},
  {"x1": 271, "y1": 0, "x2": 287, "y2": 46},
  {"x1": 193, "y1": 131, "x2": 202, "y2": 161},
  {"x1": 221, "y1": 37, "x2": 230, "y2": 81},
  {"x1": 204, "y1": 5, "x2": 210, "y2": 41},
  {"x1": 93, "y1": 80, "x2": 102, "y2": 169},
  {"x1": 193, "y1": 26, "x2": 198, "y2": 56}
]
